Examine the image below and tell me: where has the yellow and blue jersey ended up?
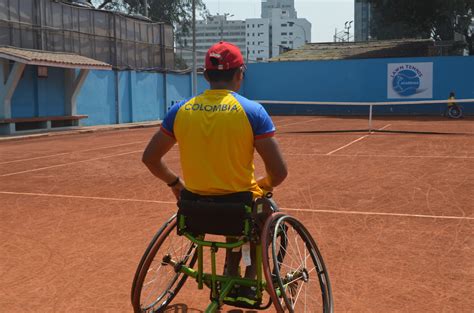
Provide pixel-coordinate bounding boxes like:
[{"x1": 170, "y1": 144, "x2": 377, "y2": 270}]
[
  {"x1": 448, "y1": 96, "x2": 456, "y2": 107},
  {"x1": 161, "y1": 89, "x2": 275, "y2": 197}
]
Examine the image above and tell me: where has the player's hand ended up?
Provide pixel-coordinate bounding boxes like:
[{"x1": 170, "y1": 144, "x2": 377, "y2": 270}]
[
  {"x1": 257, "y1": 176, "x2": 273, "y2": 193},
  {"x1": 170, "y1": 178, "x2": 185, "y2": 200}
]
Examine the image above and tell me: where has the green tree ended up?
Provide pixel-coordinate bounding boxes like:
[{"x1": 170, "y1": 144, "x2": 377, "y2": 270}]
[
  {"x1": 88, "y1": 0, "x2": 206, "y2": 32},
  {"x1": 369, "y1": 0, "x2": 473, "y2": 54},
  {"x1": 84, "y1": 0, "x2": 208, "y2": 68}
]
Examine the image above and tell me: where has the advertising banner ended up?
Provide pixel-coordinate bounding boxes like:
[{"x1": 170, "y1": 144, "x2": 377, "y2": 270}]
[{"x1": 387, "y1": 63, "x2": 433, "y2": 99}]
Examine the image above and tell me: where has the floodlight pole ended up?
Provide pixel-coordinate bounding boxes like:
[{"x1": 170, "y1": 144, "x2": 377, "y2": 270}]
[
  {"x1": 288, "y1": 21, "x2": 308, "y2": 43},
  {"x1": 192, "y1": 0, "x2": 197, "y2": 96}
]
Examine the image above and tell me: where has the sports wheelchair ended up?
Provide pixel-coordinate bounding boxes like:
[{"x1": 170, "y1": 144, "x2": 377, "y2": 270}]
[{"x1": 131, "y1": 191, "x2": 333, "y2": 312}]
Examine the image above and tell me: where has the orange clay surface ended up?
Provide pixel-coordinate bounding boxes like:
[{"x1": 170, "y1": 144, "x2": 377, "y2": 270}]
[{"x1": 0, "y1": 116, "x2": 473, "y2": 312}]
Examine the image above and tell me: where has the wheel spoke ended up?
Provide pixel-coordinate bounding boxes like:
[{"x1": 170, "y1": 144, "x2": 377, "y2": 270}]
[
  {"x1": 132, "y1": 217, "x2": 197, "y2": 312},
  {"x1": 263, "y1": 214, "x2": 333, "y2": 313}
]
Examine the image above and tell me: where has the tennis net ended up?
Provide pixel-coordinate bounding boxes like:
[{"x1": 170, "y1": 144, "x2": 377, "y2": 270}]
[{"x1": 257, "y1": 99, "x2": 474, "y2": 135}]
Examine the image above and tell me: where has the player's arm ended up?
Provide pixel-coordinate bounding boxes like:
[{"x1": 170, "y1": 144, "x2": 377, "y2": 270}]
[
  {"x1": 255, "y1": 137, "x2": 288, "y2": 190},
  {"x1": 142, "y1": 130, "x2": 184, "y2": 199}
]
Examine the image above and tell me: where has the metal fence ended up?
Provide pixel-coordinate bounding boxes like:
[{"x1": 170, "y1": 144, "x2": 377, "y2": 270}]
[{"x1": 0, "y1": 0, "x2": 174, "y2": 70}]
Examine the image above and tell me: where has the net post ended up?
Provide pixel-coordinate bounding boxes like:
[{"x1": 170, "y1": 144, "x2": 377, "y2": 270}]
[{"x1": 368, "y1": 104, "x2": 373, "y2": 133}]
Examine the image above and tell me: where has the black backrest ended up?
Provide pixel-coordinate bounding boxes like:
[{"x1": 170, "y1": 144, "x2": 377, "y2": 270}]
[
  {"x1": 177, "y1": 190, "x2": 254, "y2": 237},
  {"x1": 178, "y1": 200, "x2": 250, "y2": 236}
]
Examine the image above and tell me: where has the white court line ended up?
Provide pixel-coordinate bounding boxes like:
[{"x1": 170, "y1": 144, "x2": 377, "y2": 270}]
[
  {"x1": 376, "y1": 124, "x2": 392, "y2": 131},
  {"x1": 282, "y1": 207, "x2": 474, "y2": 221},
  {"x1": 0, "y1": 190, "x2": 471, "y2": 221},
  {"x1": 285, "y1": 152, "x2": 474, "y2": 159},
  {"x1": 0, "y1": 150, "x2": 143, "y2": 177},
  {"x1": 326, "y1": 135, "x2": 368, "y2": 155},
  {"x1": 0, "y1": 191, "x2": 175, "y2": 204},
  {"x1": 325, "y1": 124, "x2": 391, "y2": 155},
  {"x1": 0, "y1": 152, "x2": 71, "y2": 165},
  {"x1": 0, "y1": 140, "x2": 147, "y2": 165},
  {"x1": 335, "y1": 153, "x2": 474, "y2": 159}
]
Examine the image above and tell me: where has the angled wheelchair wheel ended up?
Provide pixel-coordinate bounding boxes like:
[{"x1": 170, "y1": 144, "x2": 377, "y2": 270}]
[
  {"x1": 262, "y1": 214, "x2": 333, "y2": 313},
  {"x1": 131, "y1": 215, "x2": 197, "y2": 313},
  {"x1": 448, "y1": 105, "x2": 463, "y2": 119}
]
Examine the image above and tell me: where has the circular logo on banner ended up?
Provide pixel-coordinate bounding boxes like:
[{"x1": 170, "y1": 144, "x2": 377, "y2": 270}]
[{"x1": 391, "y1": 65, "x2": 423, "y2": 96}]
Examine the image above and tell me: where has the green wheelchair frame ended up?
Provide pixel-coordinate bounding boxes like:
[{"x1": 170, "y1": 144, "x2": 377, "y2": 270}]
[
  {"x1": 174, "y1": 204, "x2": 269, "y2": 312},
  {"x1": 131, "y1": 198, "x2": 334, "y2": 313}
]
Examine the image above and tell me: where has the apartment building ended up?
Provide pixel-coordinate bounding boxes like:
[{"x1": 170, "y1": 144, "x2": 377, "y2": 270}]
[{"x1": 177, "y1": 15, "x2": 246, "y2": 68}]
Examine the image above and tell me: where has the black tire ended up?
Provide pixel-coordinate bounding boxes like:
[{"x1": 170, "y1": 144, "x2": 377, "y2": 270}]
[
  {"x1": 448, "y1": 105, "x2": 463, "y2": 119},
  {"x1": 131, "y1": 214, "x2": 177, "y2": 304},
  {"x1": 262, "y1": 214, "x2": 333, "y2": 313},
  {"x1": 131, "y1": 215, "x2": 197, "y2": 313}
]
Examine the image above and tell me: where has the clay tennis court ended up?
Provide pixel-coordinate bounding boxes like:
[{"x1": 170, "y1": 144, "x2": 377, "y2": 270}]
[{"x1": 1, "y1": 116, "x2": 473, "y2": 312}]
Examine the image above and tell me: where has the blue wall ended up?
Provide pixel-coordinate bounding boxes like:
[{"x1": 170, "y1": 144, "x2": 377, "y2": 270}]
[
  {"x1": 130, "y1": 71, "x2": 163, "y2": 123},
  {"x1": 9, "y1": 56, "x2": 473, "y2": 127},
  {"x1": 11, "y1": 65, "x2": 65, "y2": 118},
  {"x1": 77, "y1": 71, "x2": 209, "y2": 125},
  {"x1": 38, "y1": 67, "x2": 65, "y2": 116},
  {"x1": 243, "y1": 56, "x2": 474, "y2": 116},
  {"x1": 77, "y1": 70, "x2": 116, "y2": 126},
  {"x1": 166, "y1": 73, "x2": 192, "y2": 110},
  {"x1": 10, "y1": 68, "x2": 209, "y2": 126}
]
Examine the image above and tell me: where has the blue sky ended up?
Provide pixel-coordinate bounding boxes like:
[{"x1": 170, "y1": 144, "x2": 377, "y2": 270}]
[{"x1": 202, "y1": 0, "x2": 355, "y2": 42}]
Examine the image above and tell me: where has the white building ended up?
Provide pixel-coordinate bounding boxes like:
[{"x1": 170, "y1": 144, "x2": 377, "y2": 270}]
[
  {"x1": 177, "y1": 15, "x2": 246, "y2": 68},
  {"x1": 177, "y1": 0, "x2": 311, "y2": 66},
  {"x1": 246, "y1": 0, "x2": 311, "y2": 62},
  {"x1": 262, "y1": 0, "x2": 297, "y2": 18}
]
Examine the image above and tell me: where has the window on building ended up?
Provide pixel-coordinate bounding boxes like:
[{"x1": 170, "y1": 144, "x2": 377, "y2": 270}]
[
  {"x1": 252, "y1": 24, "x2": 255, "y2": 28},
  {"x1": 281, "y1": 41, "x2": 287, "y2": 44},
  {"x1": 247, "y1": 24, "x2": 249, "y2": 28},
  {"x1": 281, "y1": 32, "x2": 287, "y2": 35},
  {"x1": 281, "y1": 24, "x2": 287, "y2": 27}
]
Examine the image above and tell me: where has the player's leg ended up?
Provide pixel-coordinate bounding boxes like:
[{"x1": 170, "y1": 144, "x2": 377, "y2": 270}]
[{"x1": 224, "y1": 236, "x2": 242, "y2": 276}]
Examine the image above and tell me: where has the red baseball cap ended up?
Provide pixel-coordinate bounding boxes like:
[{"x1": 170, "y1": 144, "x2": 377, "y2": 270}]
[{"x1": 205, "y1": 41, "x2": 244, "y2": 70}]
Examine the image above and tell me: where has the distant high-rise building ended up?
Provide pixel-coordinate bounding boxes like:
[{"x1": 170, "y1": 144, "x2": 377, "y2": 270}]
[
  {"x1": 354, "y1": 0, "x2": 372, "y2": 41},
  {"x1": 262, "y1": 0, "x2": 297, "y2": 19},
  {"x1": 177, "y1": 15, "x2": 246, "y2": 68},
  {"x1": 246, "y1": 0, "x2": 311, "y2": 62},
  {"x1": 176, "y1": 1, "x2": 312, "y2": 66}
]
